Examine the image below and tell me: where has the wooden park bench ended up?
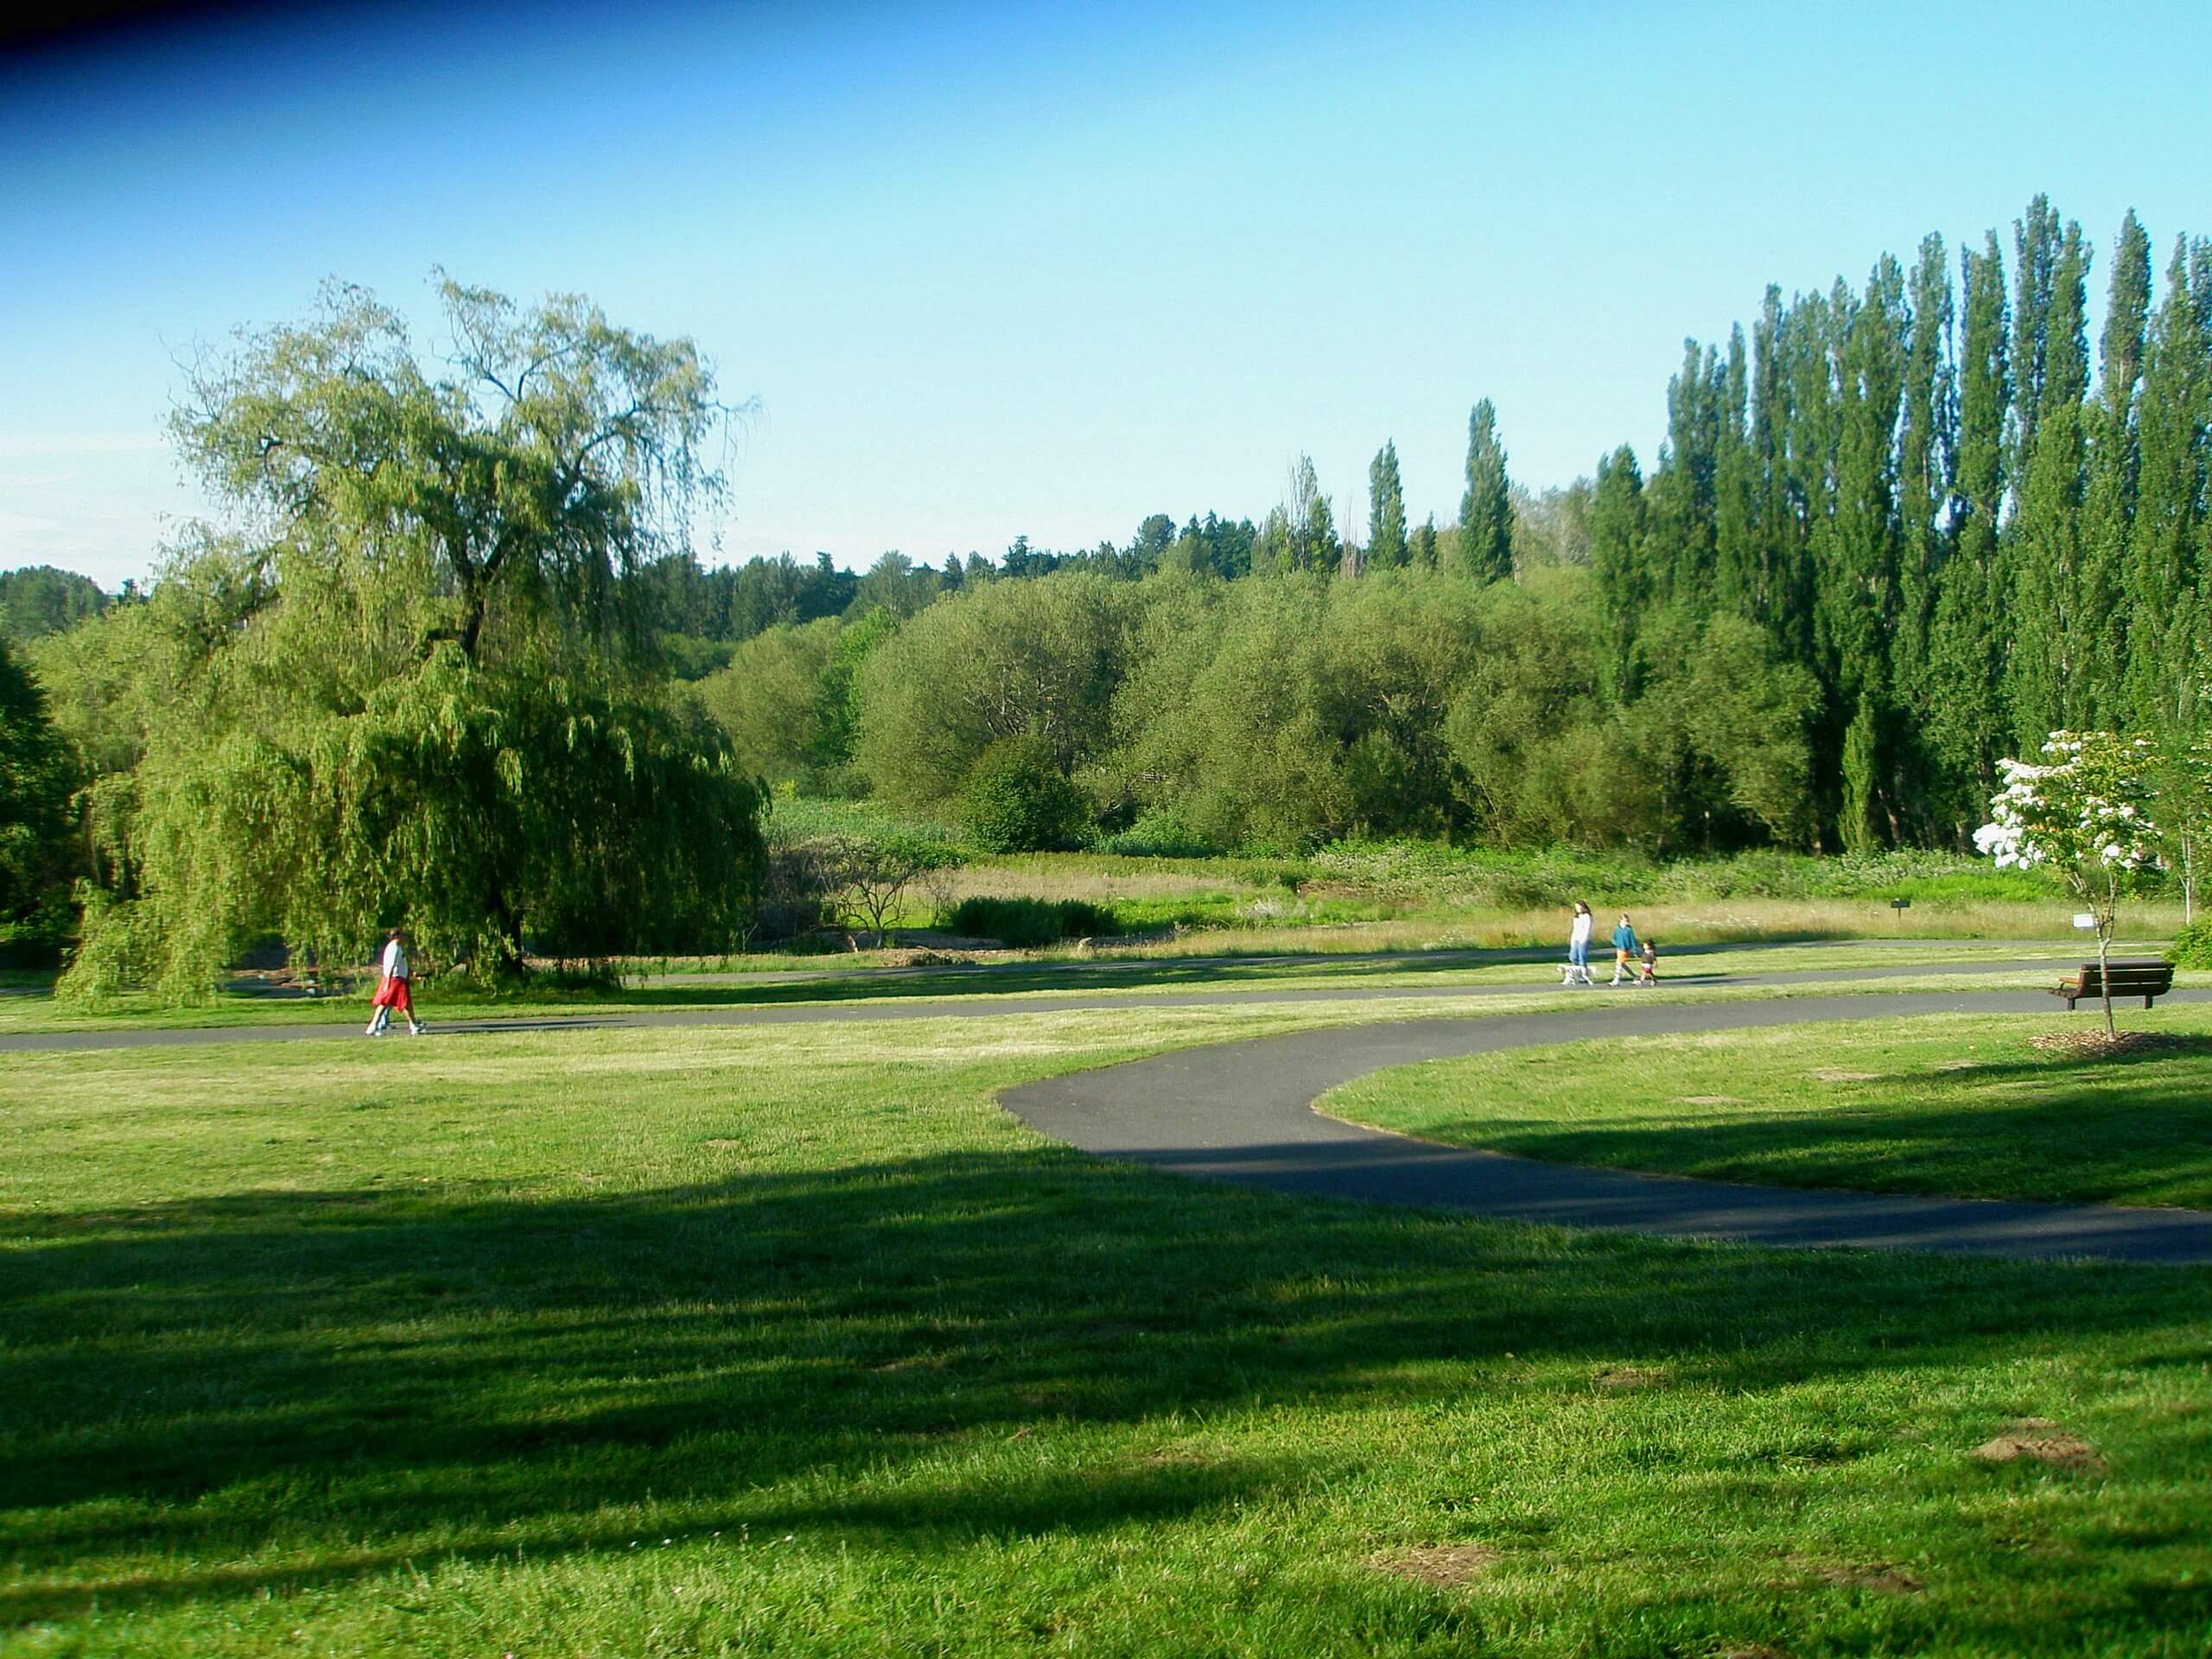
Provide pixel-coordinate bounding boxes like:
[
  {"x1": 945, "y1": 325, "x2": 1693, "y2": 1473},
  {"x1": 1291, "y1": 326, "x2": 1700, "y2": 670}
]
[{"x1": 2052, "y1": 958, "x2": 2175, "y2": 1011}]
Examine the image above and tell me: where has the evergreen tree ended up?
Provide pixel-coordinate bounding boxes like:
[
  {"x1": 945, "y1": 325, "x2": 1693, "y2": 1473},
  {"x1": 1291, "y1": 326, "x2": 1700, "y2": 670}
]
[
  {"x1": 1367, "y1": 441, "x2": 1408, "y2": 568},
  {"x1": 1409, "y1": 516, "x2": 1440, "y2": 569},
  {"x1": 1457, "y1": 399, "x2": 1514, "y2": 582}
]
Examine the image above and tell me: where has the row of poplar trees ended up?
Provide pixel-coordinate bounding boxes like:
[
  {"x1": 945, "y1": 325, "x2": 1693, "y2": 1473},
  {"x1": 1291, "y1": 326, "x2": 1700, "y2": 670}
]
[{"x1": 1583, "y1": 196, "x2": 2209, "y2": 852}]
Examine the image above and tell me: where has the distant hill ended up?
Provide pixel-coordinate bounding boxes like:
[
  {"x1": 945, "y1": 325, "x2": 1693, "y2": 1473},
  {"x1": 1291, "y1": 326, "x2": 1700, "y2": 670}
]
[{"x1": 0, "y1": 565, "x2": 108, "y2": 643}]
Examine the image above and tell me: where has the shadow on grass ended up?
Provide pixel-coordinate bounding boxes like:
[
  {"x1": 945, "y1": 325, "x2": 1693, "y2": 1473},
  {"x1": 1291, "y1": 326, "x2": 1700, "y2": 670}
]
[
  {"x1": 4, "y1": 1143, "x2": 2208, "y2": 1622},
  {"x1": 1419, "y1": 1061, "x2": 2212, "y2": 1207}
]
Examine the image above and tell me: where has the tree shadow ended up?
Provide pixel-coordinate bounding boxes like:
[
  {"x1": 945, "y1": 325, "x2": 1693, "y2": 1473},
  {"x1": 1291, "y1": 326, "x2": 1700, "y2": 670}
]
[
  {"x1": 4, "y1": 1147, "x2": 2206, "y2": 1621},
  {"x1": 1428, "y1": 1078, "x2": 2212, "y2": 1209}
]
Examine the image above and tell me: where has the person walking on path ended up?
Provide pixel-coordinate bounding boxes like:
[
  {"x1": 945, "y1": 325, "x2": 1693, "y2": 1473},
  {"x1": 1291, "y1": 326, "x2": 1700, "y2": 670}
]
[
  {"x1": 1564, "y1": 901, "x2": 1595, "y2": 985},
  {"x1": 1638, "y1": 938, "x2": 1659, "y2": 986},
  {"x1": 365, "y1": 927, "x2": 424, "y2": 1036},
  {"x1": 1609, "y1": 913, "x2": 1640, "y2": 986}
]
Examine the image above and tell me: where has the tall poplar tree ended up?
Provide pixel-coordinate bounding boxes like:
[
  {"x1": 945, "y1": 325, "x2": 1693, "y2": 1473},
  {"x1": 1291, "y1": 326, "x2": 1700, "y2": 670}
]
[
  {"x1": 1925, "y1": 232, "x2": 2012, "y2": 837},
  {"x1": 1367, "y1": 441, "x2": 1408, "y2": 569},
  {"x1": 1457, "y1": 399, "x2": 1514, "y2": 583},
  {"x1": 1828, "y1": 258, "x2": 1907, "y2": 848},
  {"x1": 1892, "y1": 234, "x2": 1956, "y2": 835},
  {"x1": 1586, "y1": 446, "x2": 1648, "y2": 702},
  {"x1": 1778, "y1": 288, "x2": 1841, "y2": 691},
  {"x1": 2075, "y1": 210, "x2": 2152, "y2": 725},
  {"x1": 2005, "y1": 215, "x2": 2092, "y2": 741},
  {"x1": 2011, "y1": 194, "x2": 2064, "y2": 486},
  {"x1": 1409, "y1": 515, "x2": 1440, "y2": 569},
  {"x1": 2125, "y1": 237, "x2": 2212, "y2": 734},
  {"x1": 1713, "y1": 326, "x2": 1759, "y2": 620},
  {"x1": 1748, "y1": 286, "x2": 1795, "y2": 632}
]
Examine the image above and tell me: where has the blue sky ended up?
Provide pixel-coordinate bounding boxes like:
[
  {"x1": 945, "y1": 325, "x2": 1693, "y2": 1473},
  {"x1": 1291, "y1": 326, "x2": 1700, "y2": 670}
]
[{"x1": 3, "y1": 0, "x2": 2207, "y2": 588}]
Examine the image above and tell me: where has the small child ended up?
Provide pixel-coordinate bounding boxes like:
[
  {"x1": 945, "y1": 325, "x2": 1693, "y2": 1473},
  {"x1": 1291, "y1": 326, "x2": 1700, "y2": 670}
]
[{"x1": 1637, "y1": 939, "x2": 1658, "y2": 986}]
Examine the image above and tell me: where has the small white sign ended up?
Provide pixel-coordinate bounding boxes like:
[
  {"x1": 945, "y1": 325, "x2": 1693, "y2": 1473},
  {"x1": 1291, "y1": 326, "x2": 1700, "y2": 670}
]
[{"x1": 2073, "y1": 912, "x2": 2096, "y2": 929}]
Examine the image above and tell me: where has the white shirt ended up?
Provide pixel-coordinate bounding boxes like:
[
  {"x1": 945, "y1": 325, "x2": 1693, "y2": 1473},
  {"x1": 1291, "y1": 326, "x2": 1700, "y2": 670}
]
[
  {"x1": 1569, "y1": 912, "x2": 1592, "y2": 947},
  {"x1": 381, "y1": 939, "x2": 410, "y2": 979}
]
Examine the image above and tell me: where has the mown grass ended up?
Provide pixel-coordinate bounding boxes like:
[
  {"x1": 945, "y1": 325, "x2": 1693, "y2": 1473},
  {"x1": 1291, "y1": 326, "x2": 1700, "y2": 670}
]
[
  {"x1": 1325, "y1": 1007, "x2": 2212, "y2": 1209},
  {"x1": 4, "y1": 1005, "x2": 2212, "y2": 1656}
]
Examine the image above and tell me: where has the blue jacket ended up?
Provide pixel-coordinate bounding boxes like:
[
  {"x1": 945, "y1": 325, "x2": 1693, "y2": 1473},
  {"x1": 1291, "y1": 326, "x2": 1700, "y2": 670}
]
[{"x1": 1611, "y1": 923, "x2": 1638, "y2": 953}]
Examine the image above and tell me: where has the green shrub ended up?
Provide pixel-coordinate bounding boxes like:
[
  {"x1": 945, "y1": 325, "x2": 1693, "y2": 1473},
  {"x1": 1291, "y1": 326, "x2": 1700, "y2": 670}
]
[
  {"x1": 944, "y1": 896, "x2": 1120, "y2": 947},
  {"x1": 1100, "y1": 808, "x2": 1218, "y2": 858},
  {"x1": 2169, "y1": 919, "x2": 2212, "y2": 969},
  {"x1": 958, "y1": 739, "x2": 1093, "y2": 853}
]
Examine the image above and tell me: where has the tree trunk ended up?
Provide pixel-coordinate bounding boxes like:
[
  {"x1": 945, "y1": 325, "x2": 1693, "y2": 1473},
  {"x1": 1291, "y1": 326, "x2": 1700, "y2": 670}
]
[
  {"x1": 2184, "y1": 830, "x2": 2196, "y2": 926},
  {"x1": 2096, "y1": 915, "x2": 2115, "y2": 1038}
]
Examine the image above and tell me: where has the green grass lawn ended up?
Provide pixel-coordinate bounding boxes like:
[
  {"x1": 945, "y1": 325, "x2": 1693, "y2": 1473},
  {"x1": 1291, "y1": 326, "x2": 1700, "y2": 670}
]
[
  {"x1": 5, "y1": 1004, "x2": 2212, "y2": 1656},
  {"x1": 1325, "y1": 1007, "x2": 2212, "y2": 1210}
]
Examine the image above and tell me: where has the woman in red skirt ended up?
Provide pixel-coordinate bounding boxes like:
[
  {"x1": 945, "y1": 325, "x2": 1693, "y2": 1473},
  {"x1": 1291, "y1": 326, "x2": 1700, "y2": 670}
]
[{"x1": 365, "y1": 927, "x2": 424, "y2": 1036}]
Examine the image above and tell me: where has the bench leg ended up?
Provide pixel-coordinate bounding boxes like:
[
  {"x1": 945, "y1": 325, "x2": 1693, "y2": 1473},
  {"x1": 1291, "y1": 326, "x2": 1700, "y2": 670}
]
[
  {"x1": 2145, "y1": 995, "x2": 2155, "y2": 1009},
  {"x1": 2063, "y1": 995, "x2": 2076, "y2": 1011}
]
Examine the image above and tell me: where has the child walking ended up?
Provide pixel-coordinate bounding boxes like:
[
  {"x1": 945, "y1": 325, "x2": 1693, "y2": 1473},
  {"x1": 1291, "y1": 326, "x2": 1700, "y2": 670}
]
[
  {"x1": 366, "y1": 927, "x2": 424, "y2": 1036},
  {"x1": 1638, "y1": 938, "x2": 1658, "y2": 986},
  {"x1": 1609, "y1": 914, "x2": 1640, "y2": 986}
]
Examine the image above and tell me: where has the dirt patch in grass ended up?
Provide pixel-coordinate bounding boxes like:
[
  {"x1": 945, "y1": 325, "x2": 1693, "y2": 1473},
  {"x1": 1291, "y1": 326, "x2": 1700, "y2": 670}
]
[
  {"x1": 1969, "y1": 1419, "x2": 2107, "y2": 1475},
  {"x1": 1811, "y1": 1069, "x2": 1881, "y2": 1083},
  {"x1": 1784, "y1": 1554, "x2": 1923, "y2": 1594},
  {"x1": 1675, "y1": 1094, "x2": 1746, "y2": 1106},
  {"x1": 1367, "y1": 1543, "x2": 1502, "y2": 1586},
  {"x1": 2029, "y1": 1030, "x2": 2207, "y2": 1061},
  {"x1": 1592, "y1": 1365, "x2": 1670, "y2": 1392}
]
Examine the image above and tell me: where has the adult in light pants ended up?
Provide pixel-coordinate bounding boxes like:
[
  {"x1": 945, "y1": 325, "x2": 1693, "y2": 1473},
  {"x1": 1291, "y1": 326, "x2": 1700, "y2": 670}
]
[
  {"x1": 1565, "y1": 900, "x2": 1594, "y2": 985},
  {"x1": 366, "y1": 927, "x2": 424, "y2": 1036}
]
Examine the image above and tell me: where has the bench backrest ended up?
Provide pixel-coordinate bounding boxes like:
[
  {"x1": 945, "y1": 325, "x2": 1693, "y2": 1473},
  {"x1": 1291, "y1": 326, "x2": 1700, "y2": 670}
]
[{"x1": 2075, "y1": 959, "x2": 2175, "y2": 988}]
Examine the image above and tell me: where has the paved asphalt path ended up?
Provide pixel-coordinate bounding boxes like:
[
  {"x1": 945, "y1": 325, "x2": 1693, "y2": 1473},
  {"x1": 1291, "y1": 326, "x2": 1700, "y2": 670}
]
[
  {"x1": 17, "y1": 960, "x2": 2212, "y2": 1265},
  {"x1": 1001, "y1": 986, "x2": 2212, "y2": 1268},
  {"x1": 0, "y1": 955, "x2": 2080, "y2": 1052}
]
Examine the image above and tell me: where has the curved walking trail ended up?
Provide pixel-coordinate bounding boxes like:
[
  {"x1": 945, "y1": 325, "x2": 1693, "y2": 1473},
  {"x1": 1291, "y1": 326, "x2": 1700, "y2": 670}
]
[
  {"x1": 0, "y1": 954, "x2": 2082, "y2": 1052},
  {"x1": 1002, "y1": 988, "x2": 2212, "y2": 1268},
  {"x1": 16, "y1": 957, "x2": 2212, "y2": 1265}
]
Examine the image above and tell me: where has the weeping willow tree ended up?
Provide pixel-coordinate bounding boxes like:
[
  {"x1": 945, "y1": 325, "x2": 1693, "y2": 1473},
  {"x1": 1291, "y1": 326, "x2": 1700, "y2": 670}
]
[{"x1": 61, "y1": 277, "x2": 766, "y2": 1001}]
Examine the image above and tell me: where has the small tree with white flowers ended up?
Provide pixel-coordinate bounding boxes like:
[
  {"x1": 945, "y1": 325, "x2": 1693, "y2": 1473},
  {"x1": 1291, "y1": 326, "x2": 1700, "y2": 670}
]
[{"x1": 1974, "y1": 731, "x2": 2160, "y2": 1036}]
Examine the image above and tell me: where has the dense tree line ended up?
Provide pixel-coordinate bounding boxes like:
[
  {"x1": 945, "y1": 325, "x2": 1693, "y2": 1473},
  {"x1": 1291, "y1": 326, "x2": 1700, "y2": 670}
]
[
  {"x1": 10, "y1": 194, "x2": 2207, "y2": 965},
  {"x1": 689, "y1": 195, "x2": 2208, "y2": 856},
  {"x1": 1592, "y1": 198, "x2": 2209, "y2": 850}
]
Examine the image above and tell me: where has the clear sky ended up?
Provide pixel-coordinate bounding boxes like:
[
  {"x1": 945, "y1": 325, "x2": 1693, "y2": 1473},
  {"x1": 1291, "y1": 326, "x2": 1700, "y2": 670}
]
[{"x1": 3, "y1": 0, "x2": 2207, "y2": 588}]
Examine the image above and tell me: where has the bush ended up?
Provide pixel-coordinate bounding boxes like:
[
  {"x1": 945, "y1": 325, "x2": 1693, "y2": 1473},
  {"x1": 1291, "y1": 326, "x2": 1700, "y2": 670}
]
[
  {"x1": 2168, "y1": 918, "x2": 2212, "y2": 969},
  {"x1": 959, "y1": 739, "x2": 1093, "y2": 853},
  {"x1": 944, "y1": 896, "x2": 1119, "y2": 947},
  {"x1": 1099, "y1": 808, "x2": 1219, "y2": 858}
]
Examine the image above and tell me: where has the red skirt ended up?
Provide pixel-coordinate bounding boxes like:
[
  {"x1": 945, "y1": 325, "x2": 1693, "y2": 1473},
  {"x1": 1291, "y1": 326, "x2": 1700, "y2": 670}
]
[{"x1": 372, "y1": 976, "x2": 413, "y2": 1014}]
